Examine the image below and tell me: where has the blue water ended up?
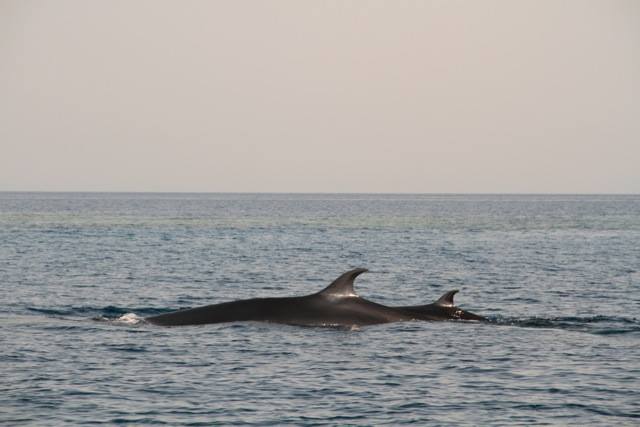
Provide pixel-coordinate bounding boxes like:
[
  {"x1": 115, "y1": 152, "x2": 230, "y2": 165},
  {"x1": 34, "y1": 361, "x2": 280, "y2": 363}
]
[{"x1": 1, "y1": 193, "x2": 639, "y2": 425}]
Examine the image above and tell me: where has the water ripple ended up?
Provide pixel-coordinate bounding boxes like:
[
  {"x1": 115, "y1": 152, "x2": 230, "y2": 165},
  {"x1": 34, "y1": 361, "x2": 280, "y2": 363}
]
[{"x1": 2, "y1": 193, "x2": 640, "y2": 426}]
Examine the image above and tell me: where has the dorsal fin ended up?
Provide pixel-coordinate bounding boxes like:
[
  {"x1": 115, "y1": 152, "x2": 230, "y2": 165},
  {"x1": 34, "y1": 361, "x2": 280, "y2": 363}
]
[
  {"x1": 435, "y1": 290, "x2": 458, "y2": 307},
  {"x1": 317, "y1": 268, "x2": 368, "y2": 297}
]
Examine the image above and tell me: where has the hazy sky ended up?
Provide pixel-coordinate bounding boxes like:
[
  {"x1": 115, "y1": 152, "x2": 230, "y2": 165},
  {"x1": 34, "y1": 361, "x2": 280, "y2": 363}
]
[{"x1": 1, "y1": 0, "x2": 639, "y2": 193}]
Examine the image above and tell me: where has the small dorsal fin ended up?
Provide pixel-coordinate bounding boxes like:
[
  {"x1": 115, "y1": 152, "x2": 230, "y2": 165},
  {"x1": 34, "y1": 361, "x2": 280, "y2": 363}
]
[
  {"x1": 317, "y1": 268, "x2": 368, "y2": 297},
  {"x1": 435, "y1": 290, "x2": 459, "y2": 307}
]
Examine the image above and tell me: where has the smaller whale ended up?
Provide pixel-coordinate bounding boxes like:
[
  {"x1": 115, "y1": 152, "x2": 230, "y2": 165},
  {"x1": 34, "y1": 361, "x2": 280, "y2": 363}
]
[
  {"x1": 146, "y1": 268, "x2": 485, "y2": 327},
  {"x1": 395, "y1": 290, "x2": 485, "y2": 321}
]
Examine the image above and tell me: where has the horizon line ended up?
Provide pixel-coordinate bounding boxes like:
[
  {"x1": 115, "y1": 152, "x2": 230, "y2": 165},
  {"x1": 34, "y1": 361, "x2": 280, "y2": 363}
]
[{"x1": 1, "y1": 190, "x2": 638, "y2": 196}]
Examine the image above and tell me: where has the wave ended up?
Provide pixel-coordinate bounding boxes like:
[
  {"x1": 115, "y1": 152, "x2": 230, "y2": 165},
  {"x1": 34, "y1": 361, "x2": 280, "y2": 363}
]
[
  {"x1": 488, "y1": 315, "x2": 640, "y2": 336},
  {"x1": 27, "y1": 305, "x2": 179, "y2": 319}
]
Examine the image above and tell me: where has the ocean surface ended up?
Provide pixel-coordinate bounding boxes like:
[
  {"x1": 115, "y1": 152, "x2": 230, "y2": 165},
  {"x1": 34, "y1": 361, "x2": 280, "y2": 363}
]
[{"x1": 1, "y1": 192, "x2": 639, "y2": 426}]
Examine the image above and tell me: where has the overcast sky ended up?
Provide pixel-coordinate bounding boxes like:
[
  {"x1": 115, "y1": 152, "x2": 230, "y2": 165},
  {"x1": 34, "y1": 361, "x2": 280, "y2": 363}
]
[{"x1": 1, "y1": 0, "x2": 639, "y2": 193}]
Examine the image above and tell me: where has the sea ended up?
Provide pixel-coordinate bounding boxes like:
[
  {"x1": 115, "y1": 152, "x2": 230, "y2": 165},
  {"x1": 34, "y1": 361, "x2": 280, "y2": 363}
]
[{"x1": 1, "y1": 192, "x2": 638, "y2": 426}]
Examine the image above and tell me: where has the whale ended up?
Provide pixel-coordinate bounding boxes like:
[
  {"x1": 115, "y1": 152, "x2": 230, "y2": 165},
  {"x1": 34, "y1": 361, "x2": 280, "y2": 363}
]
[
  {"x1": 145, "y1": 268, "x2": 485, "y2": 327},
  {"x1": 395, "y1": 290, "x2": 485, "y2": 321}
]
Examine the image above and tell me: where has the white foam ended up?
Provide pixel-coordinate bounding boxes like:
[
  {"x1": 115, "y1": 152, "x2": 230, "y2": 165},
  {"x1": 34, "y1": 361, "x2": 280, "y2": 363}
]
[{"x1": 116, "y1": 313, "x2": 143, "y2": 325}]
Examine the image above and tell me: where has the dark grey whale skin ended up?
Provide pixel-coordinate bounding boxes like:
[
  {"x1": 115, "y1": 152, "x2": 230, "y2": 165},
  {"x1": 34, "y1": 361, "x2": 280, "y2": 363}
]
[
  {"x1": 396, "y1": 290, "x2": 485, "y2": 322},
  {"x1": 146, "y1": 268, "x2": 485, "y2": 327}
]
